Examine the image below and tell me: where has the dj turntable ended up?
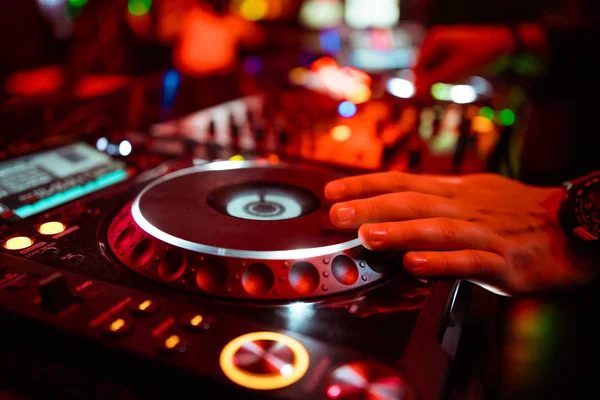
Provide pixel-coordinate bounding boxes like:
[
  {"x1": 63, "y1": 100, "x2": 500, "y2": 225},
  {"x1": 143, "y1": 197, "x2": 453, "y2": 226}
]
[{"x1": 0, "y1": 134, "x2": 468, "y2": 399}]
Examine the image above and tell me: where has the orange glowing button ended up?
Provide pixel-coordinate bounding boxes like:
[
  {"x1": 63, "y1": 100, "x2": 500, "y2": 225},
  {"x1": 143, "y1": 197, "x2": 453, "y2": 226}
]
[
  {"x1": 190, "y1": 315, "x2": 204, "y2": 327},
  {"x1": 139, "y1": 300, "x2": 152, "y2": 311},
  {"x1": 165, "y1": 335, "x2": 181, "y2": 349},
  {"x1": 220, "y1": 331, "x2": 310, "y2": 390},
  {"x1": 109, "y1": 318, "x2": 126, "y2": 332},
  {"x1": 130, "y1": 299, "x2": 160, "y2": 315},
  {"x1": 4, "y1": 236, "x2": 33, "y2": 250},
  {"x1": 103, "y1": 317, "x2": 133, "y2": 336},
  {"x1": 38, "y1": 221, "x2": 66, "y2": 235}
]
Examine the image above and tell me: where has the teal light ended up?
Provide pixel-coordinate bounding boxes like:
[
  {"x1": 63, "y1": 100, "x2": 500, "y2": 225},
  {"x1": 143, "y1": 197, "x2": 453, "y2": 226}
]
[
  {"x1": 14, "y1": 170, "x2": 128, "y2": 219},
  {"x1": 500, "y1": 109, "x2": 516, "y2": 126}
]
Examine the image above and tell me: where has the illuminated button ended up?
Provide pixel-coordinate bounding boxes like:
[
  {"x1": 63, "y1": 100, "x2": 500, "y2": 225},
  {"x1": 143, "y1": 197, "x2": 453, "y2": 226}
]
[
  {"x1": 327, "y1": 361, "x2": 413, "y2": 400},
  {"x1": 4, "y1": 236, "x2": 33, "y2": 250},
  {"x1": 220, "y1": 331, "x2": 310, "y2": 390},
  {"x1": 38, "y1": 221, "x2": 66, "y2": 235},
  {"x1": 180, "y1": 313, "x2": 214, "y2": 332},
  {"x1": 158, "y1": 334, "x2": 187, "y2": 353},
  {"x1": 103, "y1": 317, "x2": 133, "y2": 336},
  {"x1": 233, "y1": 339, "x2": 295, "y2": 375},
  {"x1": 130, "y1": 299, "x2": 160, "y2": 316}
]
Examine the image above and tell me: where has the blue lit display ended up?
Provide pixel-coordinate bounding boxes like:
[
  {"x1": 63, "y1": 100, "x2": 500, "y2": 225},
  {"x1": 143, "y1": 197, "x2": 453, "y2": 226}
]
[
  {"x1": 337, "y1": 101, "x2": 357, "y2": 118},
  {"x1": 14, "y1": 169, "x2": 129, "y2": 218}
]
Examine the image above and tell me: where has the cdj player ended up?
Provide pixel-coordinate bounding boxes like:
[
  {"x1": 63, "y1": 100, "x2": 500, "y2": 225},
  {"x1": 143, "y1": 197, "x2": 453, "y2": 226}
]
[{"x1": 0, "y1": 84, "x2": 473, "y2": 399}]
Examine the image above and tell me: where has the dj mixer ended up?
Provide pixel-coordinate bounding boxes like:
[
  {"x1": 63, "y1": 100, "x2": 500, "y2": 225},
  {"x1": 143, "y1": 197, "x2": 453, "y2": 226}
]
[{"x1": 0, "y1": 67, "x2": 501, "y2": 399}]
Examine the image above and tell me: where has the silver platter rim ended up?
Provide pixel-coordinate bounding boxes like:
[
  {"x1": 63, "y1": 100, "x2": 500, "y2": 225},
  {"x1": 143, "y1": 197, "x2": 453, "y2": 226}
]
[{"x1": 131, "y1": 160, "x2": 361, "y2": 260}]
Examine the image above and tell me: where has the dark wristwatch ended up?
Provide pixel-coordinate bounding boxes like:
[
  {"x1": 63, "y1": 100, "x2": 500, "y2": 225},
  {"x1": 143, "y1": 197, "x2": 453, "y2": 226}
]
[{"x1": 558, "y1": 170, "x2": 600, "y2": 243}]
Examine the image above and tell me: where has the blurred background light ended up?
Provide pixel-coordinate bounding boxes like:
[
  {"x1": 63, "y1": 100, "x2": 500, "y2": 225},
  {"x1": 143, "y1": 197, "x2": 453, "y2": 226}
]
[
  {"x1": 118, "y1": 140, "x2": 132, "y2": 156},
  {"x1": 345, "y1": 0, "x2": 400, "y2": 29},
  {"x1": 242, "y1": 56, "x2": 263, "y2": 74},
  {"x1": 479, "y1": 106, "x2": 494, "y2": 120},
  {"x1": 68, "y1": 0, "x2": 88, "y2": 7},
  {"x1": 319, "y1": 29, "x2": 342, "y2": 54},
  {"x1": 299, "y1": 0, "x2": 343, "y2": 29},
  {"x1": 337, "y1": 101, "x2": 357, "y2": 118},
  {"x1": 450, "y1": 85, "x2": 477, "y2": 104},
  {"x1": 288, "y1": 67, "x2": 309, "y2": 85},
  {"x1": 239, "y1": 0, "x2": 269, "y2": 21},
  {"x1": 331, "y1": 125, "x2": 352, "y2": 142},
  {"x1": 127, "y1": 0, "x2": 151, "y2": 16},
  {"x1": 500, "y1": 109, "x2": 516, "y2": 126},
  {"x1": 346, "y1": 84, "x2": 371, "y2": 103},
  {"x1": 468, "y1": 76, "x2": 493, "y2": 96},
  {"x1": 162, "y1": 69, "x2": 180, "y2": 108},
  {"x1": 96, "y1": 137, "x2": 108, "y2": 152},
  {"x1": 472, "y1": 115, "x2": 495, "y2": 133},
  {"x1": 431, "y1": 83, "x2": 452, "y2": 101},
  {"x1": 387, "y1": 77, "x2": 415, "y2": 98}
]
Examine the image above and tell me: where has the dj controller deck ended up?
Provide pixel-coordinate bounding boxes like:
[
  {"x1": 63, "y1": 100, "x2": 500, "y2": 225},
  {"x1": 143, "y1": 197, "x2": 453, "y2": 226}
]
[{"x1": 0, "y1": 72, "x2": 488, "y2": 400}]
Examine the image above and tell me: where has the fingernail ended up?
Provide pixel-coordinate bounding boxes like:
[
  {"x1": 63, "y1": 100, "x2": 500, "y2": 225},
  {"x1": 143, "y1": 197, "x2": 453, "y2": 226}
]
[
  {"x1": 368, "y1": 228, "x2": 387, "y2": 245},
  {"x1": 337, "y1": 207, "x2": 355, "y2": 222},
  {"x1": 409, "y1": 256, "x2": 428, "y2": 266},
  {"x1": 326, "y1": 181, "x2": 345, "y2": 198}
]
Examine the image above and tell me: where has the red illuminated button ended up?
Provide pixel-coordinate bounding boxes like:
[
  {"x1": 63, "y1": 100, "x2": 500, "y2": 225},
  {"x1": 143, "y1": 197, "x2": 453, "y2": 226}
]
[
  {"x1": 326, "y1": 361, "x2": 413, "y2": 400},
  {"x1": 233, "y1": 339, "x2": 295, "y2": 375}
]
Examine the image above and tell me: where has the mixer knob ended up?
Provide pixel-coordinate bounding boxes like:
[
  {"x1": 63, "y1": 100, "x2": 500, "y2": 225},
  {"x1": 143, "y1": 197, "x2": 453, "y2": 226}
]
[
  {"x1": 220, "y1": 331, "x2": 310, "y2": 390},
  {"x1": 233, "y1": 339, "x2": 295, "y2": 375},
  {"x1": 38, "y1": 272, "x2": 78, "y2": 313},
  {"x1": 326, "y1": 361, "x2": 413, "y2": 400}
]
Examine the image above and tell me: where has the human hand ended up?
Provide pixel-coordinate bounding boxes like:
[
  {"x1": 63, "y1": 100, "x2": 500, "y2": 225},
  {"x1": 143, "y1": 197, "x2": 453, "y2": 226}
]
[
  {"x1": 413, "y1": 25, "x2": 515, "y2": 98},
  {"x1": 325, "y1": 172, "x2": 596, "y2": 295}
]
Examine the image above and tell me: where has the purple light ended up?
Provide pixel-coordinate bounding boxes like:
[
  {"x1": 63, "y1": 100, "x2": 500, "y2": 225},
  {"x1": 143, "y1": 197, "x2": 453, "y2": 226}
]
[{"x1": 243, "y1": 56, "x2": 263, "y2": 75}]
